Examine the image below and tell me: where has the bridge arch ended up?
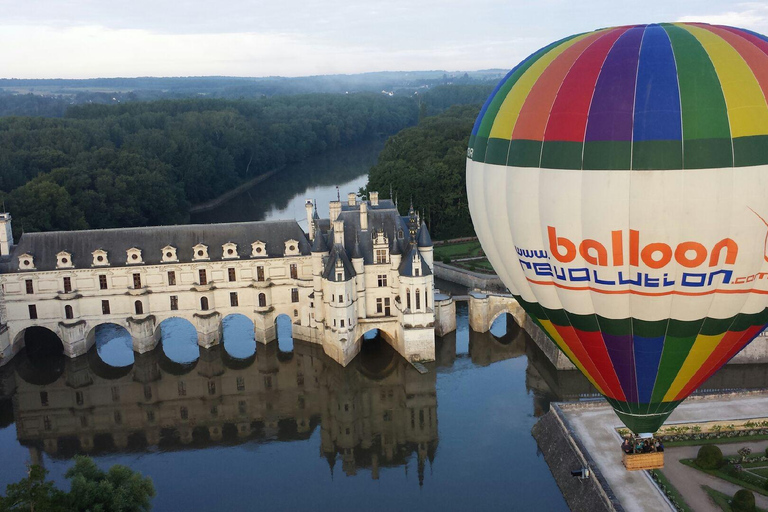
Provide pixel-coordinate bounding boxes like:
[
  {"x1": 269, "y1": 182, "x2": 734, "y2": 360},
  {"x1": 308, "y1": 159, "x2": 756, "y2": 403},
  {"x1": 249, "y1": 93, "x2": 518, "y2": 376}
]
[
  {"x1": 86, "y1": 322, "x2": 135, "y2": 368},
  {"x1": 275, "y1": 314, "x2": 294, "y2": 360},
  {"x1": 221, "y1": 313, "x2": 256, "y2": 360},
  {"x1": 16, "y1": 326, "x2": 64, "y2": 359},
  {"x1": 155, "y1": 317, "x2": 200, "y2": 365},
  {"x1": 356, "y1": 329, "x2": 400, "y2": 380}
]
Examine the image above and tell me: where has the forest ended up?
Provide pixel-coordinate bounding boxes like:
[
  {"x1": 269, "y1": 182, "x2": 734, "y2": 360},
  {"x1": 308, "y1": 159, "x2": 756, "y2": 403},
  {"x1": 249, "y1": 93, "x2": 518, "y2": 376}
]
[
  {"x1": 364, "y1": 103, "x2": 480, "y2": 240},
  {"x1": 0, "y1": 94, "x2": 418, "y2": 236}
]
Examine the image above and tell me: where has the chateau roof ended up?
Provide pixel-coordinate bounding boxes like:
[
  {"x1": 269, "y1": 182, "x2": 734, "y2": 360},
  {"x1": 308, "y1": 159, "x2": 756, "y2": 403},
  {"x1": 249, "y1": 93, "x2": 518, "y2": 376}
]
[
  {"x1": 399, "y1": 245, "x2": 432, "y2": 277},
  {"x1": 417, "y1": 221, "x2": 432, "y2": 247},
  {"x1": 322, "y1": 245, "x2": 356, "y2": 282},
  {"x1": 2, "y1": 220, "x2": 310, "y2": 272}
]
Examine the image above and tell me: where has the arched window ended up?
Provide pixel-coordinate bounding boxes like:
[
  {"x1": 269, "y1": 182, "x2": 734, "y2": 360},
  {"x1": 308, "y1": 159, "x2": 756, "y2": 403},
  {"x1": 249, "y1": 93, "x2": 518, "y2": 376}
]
[
  {"x1": 258, "y1": 293, "x2": 267, "y2": 307},
  {"x1": 406, "y1": 288, "x2": 411, "y2": 310},
  {"x1": 64, "y1": 305, "x2": 73, "y2": 319},
  {"x1": 201, "y1": 297, "x2": 209, "y2": 311},
  {"x1": 415, "y1": 289, "x2": 421, "y2": 310},
  {"x1": 134, "y1": 300, "x2": 143, "y2": 315}
]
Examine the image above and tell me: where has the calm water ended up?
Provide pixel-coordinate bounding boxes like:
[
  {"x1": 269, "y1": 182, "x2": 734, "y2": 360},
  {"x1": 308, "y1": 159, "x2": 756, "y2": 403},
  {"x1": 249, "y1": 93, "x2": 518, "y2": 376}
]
[
  {"x1": 190, "y1": 139, "x2": 384, "y2": 226},
  {"x1": 0, "y1": 308, "x2": 574, "y2": 511}
]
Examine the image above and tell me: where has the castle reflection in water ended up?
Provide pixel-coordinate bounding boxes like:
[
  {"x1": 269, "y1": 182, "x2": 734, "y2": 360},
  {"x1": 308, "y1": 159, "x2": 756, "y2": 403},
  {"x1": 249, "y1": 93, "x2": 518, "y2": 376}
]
[{"x1": 2, "y1": 317, "x2": 768, "y2": 484}]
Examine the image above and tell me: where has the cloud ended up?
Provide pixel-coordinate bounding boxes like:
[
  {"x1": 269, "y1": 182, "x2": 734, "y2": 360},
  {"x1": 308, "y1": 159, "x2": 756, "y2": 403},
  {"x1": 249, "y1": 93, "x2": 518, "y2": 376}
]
[
  {"x1": 677, "y1": 2, "x2": 768, "y2": 31},
  {"x1": 0, "y1": 23, "x2": 536, "y2": 78}
]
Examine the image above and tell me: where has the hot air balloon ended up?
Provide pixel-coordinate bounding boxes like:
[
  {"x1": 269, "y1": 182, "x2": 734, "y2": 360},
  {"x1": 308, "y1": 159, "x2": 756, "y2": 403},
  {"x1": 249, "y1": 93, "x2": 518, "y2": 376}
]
[{"x1": 467, "y1": 23, "x2": 768, "y2": 434}]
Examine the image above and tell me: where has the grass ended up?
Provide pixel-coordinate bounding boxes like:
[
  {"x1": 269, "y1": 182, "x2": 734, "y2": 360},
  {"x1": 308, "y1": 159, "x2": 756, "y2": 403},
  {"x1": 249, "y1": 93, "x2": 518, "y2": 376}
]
[
  {"x1": 702, "y1": 485, "x2": 768, "y2": 512},
  {"x1": 650, "y1": 469, "x2": 695, "y2": 512},
  {"x1": 750, "y1": 467, "x2": 768, "y2": 479},
  {"x1": 434, "y1": 240, "x2": 483, "y2": 260},
  {"x1": 703, "y1": 486, "x2": 734, "y2": 511},
  {"x1": 452, "y1": 259, "x2": 497, "y2": 274},
  {"x1": 665, "y1": 434, "x2": 768, "y2": 447},
  {"x1": 681, "y1": 459, "x2": 768, "y2": 497}
]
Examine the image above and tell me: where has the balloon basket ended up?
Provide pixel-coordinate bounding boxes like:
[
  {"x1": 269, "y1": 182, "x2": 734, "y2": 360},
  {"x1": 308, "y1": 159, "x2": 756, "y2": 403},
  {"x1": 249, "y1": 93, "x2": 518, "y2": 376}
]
[{"x1": 622, "y1": 452, "x2": 664, "y2": 471}]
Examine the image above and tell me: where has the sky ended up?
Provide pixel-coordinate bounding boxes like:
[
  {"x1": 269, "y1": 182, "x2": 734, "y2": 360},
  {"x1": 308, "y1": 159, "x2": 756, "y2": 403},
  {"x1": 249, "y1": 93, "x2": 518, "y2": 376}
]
[{"x1": 1, "y1": 0, "x2": 767, "y2": 79}]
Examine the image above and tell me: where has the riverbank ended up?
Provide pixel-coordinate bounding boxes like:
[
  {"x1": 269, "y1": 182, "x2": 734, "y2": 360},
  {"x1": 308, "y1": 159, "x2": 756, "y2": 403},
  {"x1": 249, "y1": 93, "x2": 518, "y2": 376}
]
[{"x1": 189, "y1": 167, "x2": 283, "y2": 213}]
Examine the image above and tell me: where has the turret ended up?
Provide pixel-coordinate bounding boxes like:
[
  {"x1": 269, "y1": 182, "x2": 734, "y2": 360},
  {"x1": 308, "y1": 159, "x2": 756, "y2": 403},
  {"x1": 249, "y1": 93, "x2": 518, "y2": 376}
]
[
  {"x1": 417, "y1": 221, "x2": 433, "y2": 269},
  {"x1": 0, "y1": 213, "x2": 13, "y2": 256},
  {"x1": 311, "y1": 225, "x2": 329, "y2": 323}
]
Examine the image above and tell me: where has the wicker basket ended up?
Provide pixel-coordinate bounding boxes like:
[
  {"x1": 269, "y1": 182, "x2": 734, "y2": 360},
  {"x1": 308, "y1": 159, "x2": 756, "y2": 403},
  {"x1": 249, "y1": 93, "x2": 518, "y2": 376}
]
[{"x1": 623, "y1": 452, "x2": 664, "y2": 471}]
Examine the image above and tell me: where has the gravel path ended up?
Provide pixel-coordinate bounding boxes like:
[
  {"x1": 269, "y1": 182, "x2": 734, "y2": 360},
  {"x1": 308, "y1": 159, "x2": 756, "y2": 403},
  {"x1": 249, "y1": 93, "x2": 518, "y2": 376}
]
[{"x1": 663, "y1": 441, "x2": 768, "y2": 512}]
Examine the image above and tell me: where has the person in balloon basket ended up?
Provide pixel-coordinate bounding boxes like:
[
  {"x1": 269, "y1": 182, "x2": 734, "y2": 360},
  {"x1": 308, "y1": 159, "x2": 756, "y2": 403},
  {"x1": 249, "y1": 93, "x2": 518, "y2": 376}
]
[{"x1": 621, "y1": 437, "x2": 633, "y2": 454}]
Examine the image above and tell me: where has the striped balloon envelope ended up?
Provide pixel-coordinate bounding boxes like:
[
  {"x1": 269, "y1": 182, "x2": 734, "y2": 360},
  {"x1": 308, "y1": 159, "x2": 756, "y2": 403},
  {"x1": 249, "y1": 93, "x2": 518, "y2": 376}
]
[{"x1": 467, "y1": 23, "x2": 768, "y2": 433}]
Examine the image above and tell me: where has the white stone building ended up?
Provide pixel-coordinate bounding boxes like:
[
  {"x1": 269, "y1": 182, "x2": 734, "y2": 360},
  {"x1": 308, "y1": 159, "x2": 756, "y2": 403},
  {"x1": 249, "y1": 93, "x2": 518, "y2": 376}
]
[{"x1": 0, "y1": 192, "x2": 435, "y2": 367}]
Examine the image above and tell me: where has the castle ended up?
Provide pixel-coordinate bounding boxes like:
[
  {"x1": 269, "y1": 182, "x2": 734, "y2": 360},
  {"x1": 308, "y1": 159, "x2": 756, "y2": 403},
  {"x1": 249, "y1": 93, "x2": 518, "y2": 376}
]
[{"x1": 0, "y1": 191, "x2": 436, "y2": 368}]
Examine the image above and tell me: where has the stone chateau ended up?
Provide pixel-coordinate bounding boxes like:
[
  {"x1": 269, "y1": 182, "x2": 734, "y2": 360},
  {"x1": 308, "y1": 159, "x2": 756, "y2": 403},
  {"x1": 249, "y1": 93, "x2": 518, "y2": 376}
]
[{"x1": 0, "y1": 191, "x2": 436, "y2": 367}]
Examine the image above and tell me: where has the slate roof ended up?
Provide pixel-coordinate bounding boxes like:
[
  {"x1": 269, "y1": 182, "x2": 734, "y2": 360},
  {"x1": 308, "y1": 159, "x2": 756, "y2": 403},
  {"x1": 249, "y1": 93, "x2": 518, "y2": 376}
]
[
  {"x1": 417, "y1": 221, "x2": 433, "y2": 247},
  {"x1": 399, "y1": 245, "x2": 432, "y2": 277},
  {"x1": 322, "y1": 245, "x2": 356, "y2": 282},
  {"x1": 1, "y1": 220, "x2": 310, "y2": 272}
]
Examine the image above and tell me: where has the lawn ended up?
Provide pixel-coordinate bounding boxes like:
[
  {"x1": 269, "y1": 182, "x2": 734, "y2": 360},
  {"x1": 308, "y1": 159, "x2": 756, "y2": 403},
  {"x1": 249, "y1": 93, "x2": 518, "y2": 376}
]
[
  {"x1": 681, "y1": 459, "x2": 768, "y2": 497},
  {"x1": 452, "y1": 258, "x2": 498, "y2": 275},
  {"x1": 434, "y1": 240, "x2": 483, "y2": 260},
  {"x1": 703, "y1": 485, "x2": 768, "y2": 512}
]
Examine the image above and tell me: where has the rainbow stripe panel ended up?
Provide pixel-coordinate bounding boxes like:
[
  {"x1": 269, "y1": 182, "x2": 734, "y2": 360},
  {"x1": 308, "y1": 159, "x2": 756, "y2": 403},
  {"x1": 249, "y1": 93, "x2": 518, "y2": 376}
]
[
  {"x1": 469, "y1": 23, "x2": 768, "y2": 171},
  {"x1": 517, "y1": 295, "x2": 768, "y2": 432}
]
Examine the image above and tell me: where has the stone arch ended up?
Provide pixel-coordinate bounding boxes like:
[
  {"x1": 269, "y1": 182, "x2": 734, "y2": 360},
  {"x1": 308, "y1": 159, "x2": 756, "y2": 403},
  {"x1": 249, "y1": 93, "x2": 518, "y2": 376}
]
[
  {"x1": 275, "y1": 313, "x2": 294, "y2": 358},
  {"x1": 154, "y1": 317, "x2": 200, "y2": 365},
  {"x1": 85, "y1": 322, "x2": 135, "y2": 368},
  {"x1": 356, "y1": 328, "x2": 400, "y2": 380},
  {"x1": 15, "y1": 326, "x2": 64, "y2": 359},
  {"x1": 221, "y1": 313, "x2": 256, "y2": 360}
]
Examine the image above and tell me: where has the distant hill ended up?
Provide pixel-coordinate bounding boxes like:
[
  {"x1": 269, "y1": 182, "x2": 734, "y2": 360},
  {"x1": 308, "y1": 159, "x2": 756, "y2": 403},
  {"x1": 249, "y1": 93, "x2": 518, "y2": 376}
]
[{"x1": 0, "y1": 71, "x2": 505, "y2": 118}]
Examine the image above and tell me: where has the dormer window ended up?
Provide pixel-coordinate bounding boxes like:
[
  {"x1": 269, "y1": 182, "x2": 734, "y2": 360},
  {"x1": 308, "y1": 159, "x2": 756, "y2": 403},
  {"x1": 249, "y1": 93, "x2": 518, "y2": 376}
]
[
  {"x1": 57, "y1": 251, "x2": 73, "y2": 269},
  {"x1": 18, "y1": 253, "x2": 35, "y2": 270},
  {"x1": 126, "y1": 248, "x2": 143, "y2": 265},
  {"x1": 284, "y1": 239, "x2": 300, "y2": 257},
  {"x1": 192, "y1": 244, "x2": 209, "y2": 260},
  {"x1": 92, "y1": 249, "x2": 109, "y2": 267},
  {"x1": 251, "y1": 241, "x2": 266, "y2": 258},
  {"x1": 162, "y1": 245, "x2": 178, "y2": 263},
  {"x1": 222, "y1": 242, "x2": 238, "y2": 259}
]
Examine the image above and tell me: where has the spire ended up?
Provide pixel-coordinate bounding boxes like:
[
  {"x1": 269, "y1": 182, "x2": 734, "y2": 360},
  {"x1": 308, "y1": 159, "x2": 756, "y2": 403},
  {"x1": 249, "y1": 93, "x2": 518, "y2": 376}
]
[
  {"x1": 313, "y1": 199, "x2": 319, "y2": 220},
  {"x1": 408, "y1": 201, "x2": 418, "y2": 241},
  {"x1": 336, "y1": 185, "x2": 340, "y2": 202},
  {"x1": 351, "y1": 233, "x2": 363, "y2": 260},
  {"x1": 391, "y1": 238, "x2": 402, "y2": 256},
  {"x1": 311, "y1": 226, "x2": 329, "y2": 253},
  {"x1": 417, "y1": 221, "x2": 432, "y2": 247}
]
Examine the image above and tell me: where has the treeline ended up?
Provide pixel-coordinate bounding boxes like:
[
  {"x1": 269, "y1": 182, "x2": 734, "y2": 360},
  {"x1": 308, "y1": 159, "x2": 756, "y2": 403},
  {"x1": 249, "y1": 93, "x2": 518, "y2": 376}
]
[
  {"x1": 364, "y1": 104, "x2": 480, "y2": 240},
  {"x1": 0, "y1": 94, "x2": 418, "y2": 235}
]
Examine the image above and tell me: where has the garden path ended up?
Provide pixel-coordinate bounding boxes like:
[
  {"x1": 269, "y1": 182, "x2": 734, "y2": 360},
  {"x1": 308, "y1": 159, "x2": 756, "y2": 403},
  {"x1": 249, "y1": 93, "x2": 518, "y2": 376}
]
[{"x1": 663, "y1": 441, "x2": 768, "y2": 512}]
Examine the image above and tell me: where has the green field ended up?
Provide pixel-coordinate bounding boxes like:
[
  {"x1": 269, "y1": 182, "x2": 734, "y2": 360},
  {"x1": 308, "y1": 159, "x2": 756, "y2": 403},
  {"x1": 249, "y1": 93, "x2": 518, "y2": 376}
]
[{"x1": 434, "y1": 240, "x2": 483, "y2": 260}]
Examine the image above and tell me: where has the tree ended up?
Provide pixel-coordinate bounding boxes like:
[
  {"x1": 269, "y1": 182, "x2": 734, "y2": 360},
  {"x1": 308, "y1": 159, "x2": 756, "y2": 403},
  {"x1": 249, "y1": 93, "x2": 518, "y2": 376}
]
[
  {"x1": 695, "y1": 444, "x2": 724, "y2": 469},
  {"x1": 731, "y1": 489, "x2": 756, "y2": 512},
  {"x1": 0, "y1": 465, "x2": 69, "y2": 512},
  {"x1": 66, "y1": 456, "x2": 155, "y2": 512},
  {"x1": 0, "y1": 458, "x2": 155, "y2": 512}
]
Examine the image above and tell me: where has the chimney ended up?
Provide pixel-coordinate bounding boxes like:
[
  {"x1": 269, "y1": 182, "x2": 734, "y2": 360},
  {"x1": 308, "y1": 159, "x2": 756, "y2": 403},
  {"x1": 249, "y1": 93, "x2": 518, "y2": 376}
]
[
  {"x1": 0, "y1": 213, "x2": 13, "y2": 256},
  {"x1": 333, "y1": 219, "x2": 345, "y2": 247},
  {"x1": 370, "y1": 191, "x2": 379, "y2": 206},
  {"x1": 329, "y1": 200, "x2": 341, "y2": 221},
  {"x1": 348, "y1": 193, "x2": 356, "y2": 206},
  {"x1": 360, "y1": 202, "x2": 368, "y2": 231},
  {"x1": 305, "y1": 200, "x2": 314, "y2": 240}
]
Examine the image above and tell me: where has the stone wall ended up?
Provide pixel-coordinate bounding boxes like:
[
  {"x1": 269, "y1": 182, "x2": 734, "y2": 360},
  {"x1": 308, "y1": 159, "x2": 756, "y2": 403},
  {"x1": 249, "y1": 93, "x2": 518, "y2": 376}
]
[
  {"x1": 531, "y1": 405, "x2": 623, "y2": 512},
  {"x1": 432, "y1": 262, "x2": 507, "y2": 293}
]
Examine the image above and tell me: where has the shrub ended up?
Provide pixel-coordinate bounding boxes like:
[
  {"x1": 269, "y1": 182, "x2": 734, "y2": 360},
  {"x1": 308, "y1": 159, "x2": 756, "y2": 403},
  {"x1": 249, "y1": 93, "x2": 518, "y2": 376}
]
[
  {"x1": 696, "y1": 445, "x2": 724, "y2": 469},
  {"x1": 765, "y1": 446, "x2": 768, "y2": 458},
  {"x1": 442, "y1": 256, "x2": 451, "y2": 264},
  {"x1": 731, "y1": 489, "x2": 756, "y2": 512},
  {"x1": 738, "y1": 447, "x2": 752, "y2": 462}
]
